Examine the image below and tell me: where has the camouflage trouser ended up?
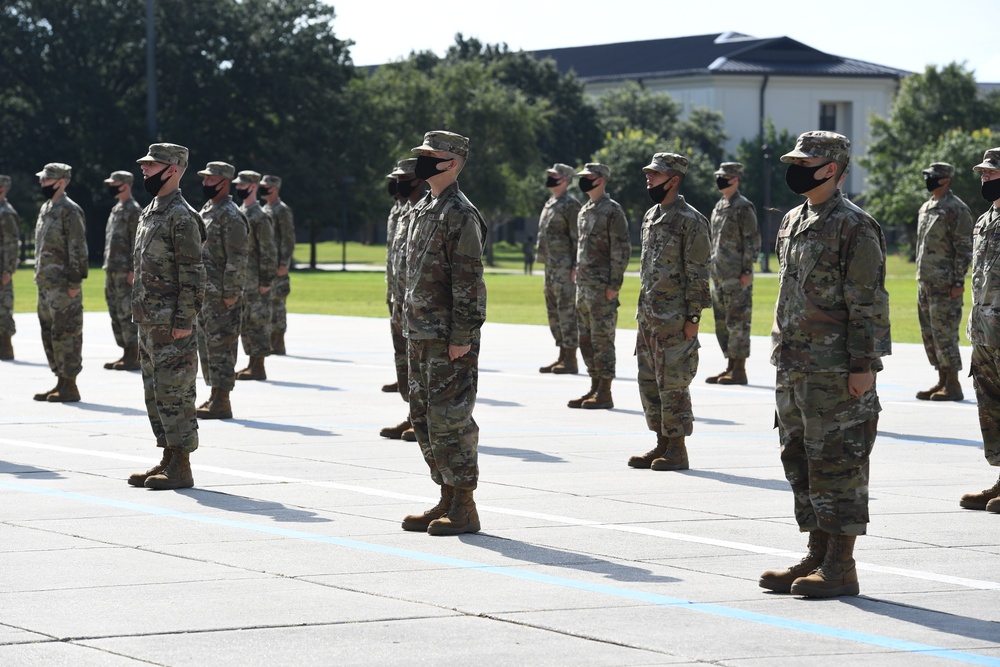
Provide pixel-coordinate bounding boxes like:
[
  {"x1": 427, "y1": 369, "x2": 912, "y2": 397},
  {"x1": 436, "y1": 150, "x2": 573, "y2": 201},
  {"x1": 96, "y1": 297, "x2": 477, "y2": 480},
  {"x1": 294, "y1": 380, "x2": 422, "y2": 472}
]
[
  {"x1": 105, "y1": 271, "x2": 136, "y2": 349},
  {"x1": 37, "y1": 287, "x2": 83, "y2": 378},
  {"x1": 970, "y1": 345, "x2": 1000, "y2": 466},
  {"x1": 0, "y1": 278, "x2": 13, "y2": 336},
  {"x1": 271, "y1": 274, "x2": 290, "y2": 333},
  {"x1": 198, "y1": 297, "x2": 242, "y2": 390},
  {"x1": 241, "y1": 287, "x2": 272, "y2": 357},
  {"x1": 139, "y1": 324, "x2": 199, "y2": 453},
  {"x1": 407, "y1": 338, "x2": 479, "y2": 490},
  {"x1": 576, "y1": 286, "x2": 619, "y2": 379},
  {"x1": 544, "y1": 264, "x2": 578, "y2": 348},
  {"x1": 918, "y1": 282, "x2": 963, "y2": 371},
  {"x1": 711, "y1": 279, "x2": 752, "y2": 360},
  {"x1": 636, "y1": 324, "x2": 699, "y2": 437},
  {"x1": 775, "y1": 369, "x2": 880, "y2": 535},
  {"x1": 390, "y1": 301, "x2": 409, "y2": 402}
]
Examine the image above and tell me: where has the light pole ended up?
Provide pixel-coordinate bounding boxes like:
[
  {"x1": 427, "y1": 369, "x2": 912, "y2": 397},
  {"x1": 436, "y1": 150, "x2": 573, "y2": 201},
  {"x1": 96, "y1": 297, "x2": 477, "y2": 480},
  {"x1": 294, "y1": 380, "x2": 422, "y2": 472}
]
[
  {"x1": 145, "y1": 0, "x2": 157, "y2": 141},
  {"x1": 761, "y1": 143, "x2": 772, "y2": 274}
]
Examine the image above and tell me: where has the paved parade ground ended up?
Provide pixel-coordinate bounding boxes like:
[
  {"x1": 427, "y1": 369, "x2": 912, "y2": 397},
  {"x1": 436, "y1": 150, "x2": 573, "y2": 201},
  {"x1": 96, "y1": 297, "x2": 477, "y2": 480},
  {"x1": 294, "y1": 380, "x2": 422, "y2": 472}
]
[{"x1": 1, "y1": 311, "x2": 999, "y2": 666}]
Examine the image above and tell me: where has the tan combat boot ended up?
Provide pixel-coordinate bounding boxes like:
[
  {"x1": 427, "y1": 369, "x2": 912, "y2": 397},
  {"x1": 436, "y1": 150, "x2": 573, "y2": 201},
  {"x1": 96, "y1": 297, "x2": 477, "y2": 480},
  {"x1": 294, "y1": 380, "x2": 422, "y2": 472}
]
[
  {"x1": 47, "y1": 376, "x2": 80, "y2": 403},
  {"x1": 705, "y1": 358, "x2": 733, "y2": 384},
  {"x1": 568, "y1": 377, "x2": 599, "y2": 409},
  {"x1": 145, "y1": 450, "x2": 194, "y2": 490},
  {"x1": 196, "y1": 388, "x2": 232, "y2": 420},
  {"x1": 0, "y1": 335, "x2": 13, "y2": 360},
  {"x1": 582, "y1": 378, "x2": 613, "y2": 409},
  {"x1": 380, "y1": 417, "x2": 412, "y2": 439},
  {"x1": 104, "y1": 352, "x2": 124, "y2": 370},
  {"x1": 428, "y1": 488, "x2": 481, "y2": 536},
  {"x1": 628, "y1": 434, "x2": 669, "y2": 469},
  {"x1": 34, "y1": 377, "x2": 62, "y2": 401},
  {"x1": 401, "y1": 428, "x2": 417, "y2": 442},
  {"x1": 790, "y1": 534, "x2": 859, "y2": 597},
  {"x1": 270, "y1": 330, "x2": 286, "y2": 355},
  {"x1": 112, "y1": 343, "x2": 140, "y2": 371},
  {"x1": 236, "y1": 355, "x2": 267, "y2": 381},
  {"x1": 916, "y1": 370, "x2": 945, "y2": 400},
  {"x1": 759, "y1": 531, "x2": 829, "y2": 593},
  {"x1": 381, "y1": 381, "x2": 398, "y2": 393},
  {"x1": 552, "y1": 347, "x2": 579, "y2": 375},
  {"x1": 986, "y1": 497, "x2": 1000, "y2": 513},
  {"x1": 717, "y1": 358, "x2": 748, "y2": 385},
  {"x1": 651, "y1": 436, "x2": 689, "y2": 471},
  {"x1": 960, "y1": 474, "x2": 1000, "y2": 510},
  {"x1": 539, "y1": 348, "x2": 564, "y2": 373},
  {"x1": 197, "y1": 387, "x2": 217, "y2": 411},
  {"x1": 128, "y1": 443, "x2": 172, "y2": 487},
  {"x1": 401, "y1": 485, "x2": 454, "y2": 531},
  {"x1": 930, "y1": 370, "x2": 963, "y2": 401}
]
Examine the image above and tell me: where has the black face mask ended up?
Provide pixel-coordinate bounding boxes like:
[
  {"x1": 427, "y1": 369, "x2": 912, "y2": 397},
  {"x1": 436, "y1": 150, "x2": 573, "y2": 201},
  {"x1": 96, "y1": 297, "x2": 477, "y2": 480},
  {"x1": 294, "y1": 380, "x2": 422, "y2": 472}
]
[
  {"x1": 107, "y1": 184, "x2": 124, "y2": 198},
  {"x1": 396, "y1": 179, "x2": 419, "y2": 198},
  {"x1": 202, "y1": 182, "x2": 223, "y2": 201},
  {"x1": 716, "y1": 176, "x2": 732, "y2": 191},
  {"x1": 982, "y1": 178, "x2": 1000, "y2": 203},
  {"x1": 545, "y1": 176, "x2": 561, "y2": 188},
  {"x1": 785, "y1": 162, "x2": 834, "y2": 195},
  {"x1": 579, "y1": 177, "x2": 598, "y2": 193},
  {"x1": 924, "y1": 176, "x2": 943, "y2": 193},
  {"x1": 647, "y1": 176, "x2": 675, "y2": 204},
  {"x1": 387, "y1": 180, "x2": 398, "y2": 197},
  {"x1": 143, "y1": 167, "x2": 171, "y2": 196},
  {"x1": 258, "y1": 185, "x2": 272, "y2": 199},
  {"x1": 41, "y1": 183, "x2": 58, "y2": 200},
  {"x1": 414, "y1": 155, "x2": 451, "y2": 181},
  {"x1": 234, "y1": 187, "x2": 251, "y2": 202}
]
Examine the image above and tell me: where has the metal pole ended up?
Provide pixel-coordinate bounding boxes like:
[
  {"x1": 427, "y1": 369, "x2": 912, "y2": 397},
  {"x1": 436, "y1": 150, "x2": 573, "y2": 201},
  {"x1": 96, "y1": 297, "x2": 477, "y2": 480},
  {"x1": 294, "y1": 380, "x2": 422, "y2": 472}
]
[
  {"x1": 761, "y1": 143, "x2": 772, "y2": 274},
  {"x1": 145, "y1": 0, "x2": 157, "y2": 141}
]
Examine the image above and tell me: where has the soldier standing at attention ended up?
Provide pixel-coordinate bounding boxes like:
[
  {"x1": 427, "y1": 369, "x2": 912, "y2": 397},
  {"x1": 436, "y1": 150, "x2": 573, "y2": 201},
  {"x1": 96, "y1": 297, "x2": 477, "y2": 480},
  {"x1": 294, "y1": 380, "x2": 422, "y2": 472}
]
[
  {"x1": 195, "y1": 162, "x2": 248, "y2": 420},
  {"x1": 234, "y1": 171, "x2": 276, "y2": 382},
  {"x1": 260, "y1": 175, "x2": 293, "y2": 355},
  {"x1": 961, "y1": 148, "x2": 1000, "y2": 514},
  {"x1": 705, "y1": 161, "x2": 759, "y2": 386},
  {"x1": 568, "y1": 163, "x2": 630, "y2": 410},
  {"x1": 33, "y1": 163, "x2": 88, "y2": 403},
  {"x1": 914, "y1": 161, "x2": 973, "y2": 401},
  {"x1": 381, "y1": 166, "x2": 405, "y2": 393},
  {"x1": 400, "y1": 130, "x2": 486, "y2": 536},
  {"x1": 536, "y1": 163, "x2": 581, "y2": 375},
  {"x1": 128, "y1": 143, "x2": 206, "y2": 490},
  {"x1": 759, "y1": 131, "x2": 890, "y2": 598},
  {"x1": 102, "y1": 170, "x2": 142, "y2": 371},
  {"x1": 627, "y1": 153, "x2": 710, "y2": 471},
  {"x1": 0, "y1": 175, "x2": 21, "y2": 361}
]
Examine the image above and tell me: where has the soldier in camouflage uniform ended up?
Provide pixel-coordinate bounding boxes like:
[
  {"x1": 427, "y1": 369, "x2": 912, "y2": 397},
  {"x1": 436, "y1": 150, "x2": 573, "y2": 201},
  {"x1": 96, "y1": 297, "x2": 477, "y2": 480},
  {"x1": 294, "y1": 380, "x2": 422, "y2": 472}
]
[
  {"x1": 102, "y1": 170, "x2": 142, "y2": 371},
  {"x1": 914, "y1": 161, "x2": 973, "y2": 402},
  {"x1": 705, "y1": 162, "x2": 760, "y2": 386},
  {"x1": 0, "y1": 175, "x2": 20, "y2": 361},
  {"x1": 400, "y1": 131, "x2": 487, "y2": 537},
  {"x1": 381, "y1": 166, "x2": 406, "y2": 393},
  {"x1": 381, "y1": 158, "x2": 425, "y2": 441},
  {"x1": 128, "y1": 143, "x2": 205, "y2": 490},
  {"x1": 260, "y1": 175, "x2": 294, "y2": 355},
  {"x1": 234, "y1": 171, "x2": 276, "y2": 382},
  {"x1": 195, "y1": 162, "x2": 249, "y2": 420},
  {"x1": 536, "y1": 163, "x2": 582, "y2": 374},
  {"x1": 33, "y1": 163, "x2": 88, "y2": 403},
  {"x1": 568, "y1": 163, "x2": 630, "y2": 410},
  {"x1": 961, "y1": 148, "x2": 1000, "y2": 514},
  {"x1": 627, "y1": 153, "x2": 711, "y2": 472},
  {"x1": 760, "y1": 132, "x2": 891, "y2": 599}
]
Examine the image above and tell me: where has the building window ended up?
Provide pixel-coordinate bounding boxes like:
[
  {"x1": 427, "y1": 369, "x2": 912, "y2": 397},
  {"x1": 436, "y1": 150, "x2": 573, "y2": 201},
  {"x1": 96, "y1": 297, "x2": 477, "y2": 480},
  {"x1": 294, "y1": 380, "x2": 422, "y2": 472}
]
[{"x1": 819, "y1": 103, "x2": 837, "y2": 132}]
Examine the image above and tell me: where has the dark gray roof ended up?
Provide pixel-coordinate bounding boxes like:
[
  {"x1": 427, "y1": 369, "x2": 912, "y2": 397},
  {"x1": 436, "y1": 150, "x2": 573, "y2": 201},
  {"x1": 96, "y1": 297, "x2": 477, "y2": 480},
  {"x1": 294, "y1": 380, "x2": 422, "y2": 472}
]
[{"x1": 530, "y1": 32, "x2": 909, "y2": 82}]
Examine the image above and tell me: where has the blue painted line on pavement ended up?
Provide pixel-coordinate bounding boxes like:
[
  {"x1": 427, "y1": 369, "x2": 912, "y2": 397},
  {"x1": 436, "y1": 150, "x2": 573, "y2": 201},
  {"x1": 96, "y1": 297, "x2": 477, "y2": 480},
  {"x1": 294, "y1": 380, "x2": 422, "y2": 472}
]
[{"x1": 3, "y1": 480, "x2": 998, "y2": 666}]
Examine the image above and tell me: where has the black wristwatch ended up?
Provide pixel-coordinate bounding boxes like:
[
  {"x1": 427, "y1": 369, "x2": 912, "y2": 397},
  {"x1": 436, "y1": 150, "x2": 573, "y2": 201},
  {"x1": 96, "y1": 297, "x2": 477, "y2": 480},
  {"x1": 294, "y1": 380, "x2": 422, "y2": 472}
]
[{"x1": 687, "y1": 315, "x2": 700, "y2": 324}]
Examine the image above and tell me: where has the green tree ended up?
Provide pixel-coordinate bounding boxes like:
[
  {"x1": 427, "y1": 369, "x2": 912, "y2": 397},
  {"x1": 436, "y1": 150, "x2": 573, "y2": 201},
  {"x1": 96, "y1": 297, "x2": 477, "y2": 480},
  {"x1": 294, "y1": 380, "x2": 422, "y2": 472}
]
[
  {"x1": 596, "y1": 82, "x2": 681, "y2": 137},
  {"x1": 735, "y1": 119, "x2": 800, "y2": 258}
]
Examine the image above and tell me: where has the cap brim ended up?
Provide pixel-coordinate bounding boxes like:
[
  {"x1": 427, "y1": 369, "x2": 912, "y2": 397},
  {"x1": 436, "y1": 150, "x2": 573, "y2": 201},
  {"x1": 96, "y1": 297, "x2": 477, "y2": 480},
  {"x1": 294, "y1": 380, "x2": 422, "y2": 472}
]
[
  {"x1": 196, "y1": 170, "x2": 213, "y2": 177},
  {"x1": 35, "y1": 171, "x2": 47, "y2": 178},
  {"x1": 973, "y1": 161, "x2": 1000, "y2": 172},
  {"x1": 103, "y1": 178, "x2": 118, "y2": 185},
  {"x1": 411, "y1": 143, "x2": 435, "y2": 153},
  {"x1": 779, "y1": 149, "x2": 814, "y2": 163}
]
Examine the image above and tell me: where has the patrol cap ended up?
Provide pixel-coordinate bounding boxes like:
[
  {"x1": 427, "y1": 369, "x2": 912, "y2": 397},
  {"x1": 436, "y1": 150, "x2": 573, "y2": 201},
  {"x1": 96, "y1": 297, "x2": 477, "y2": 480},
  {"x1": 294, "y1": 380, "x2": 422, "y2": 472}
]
[
  {"x1": 578, "y1": 163, "x2": 610, "y2": 181},
  {"x1": 546, "y1": 163, "x2": 576, "y2": 181},
  {"x1": 973, "y1": 148, "x2": 1000, "y2": 173},
  {"x1": 137, "y1": 143, "x2": 189, "y2": 168},
  {"x1": 411, "y1": 130, "x2": 470, "y2": 158},
  {"x1": 261, "y1": 175, "x2": 282, "y2": 189},
  {"x1": 642, "y1": 153, "x2": 688, "y2": 175},
  {"x1": 391, "y1": 158, "x2": 418, "y2": 177},
  {"x1": 0, "y1": 175, "x2": 10, "y2": 189},
  {"x1": 780, "y1": 131, "x2": 850, "y2": 164},
  {"x1": 233, "y1": 170, "x2": 262, "y2": 185},
  {"x1": 714, "y1": 161, "x2": 745, "y2": 179},
  {"x1": 103, "y1": 170, "x2": 134, "y2": 185},
  {"x1": 197, "y1": 162, "x2": 235, "y2": 180},
  {"x1": 36, "y1": 162, "x2": 72, "y2": 180}
]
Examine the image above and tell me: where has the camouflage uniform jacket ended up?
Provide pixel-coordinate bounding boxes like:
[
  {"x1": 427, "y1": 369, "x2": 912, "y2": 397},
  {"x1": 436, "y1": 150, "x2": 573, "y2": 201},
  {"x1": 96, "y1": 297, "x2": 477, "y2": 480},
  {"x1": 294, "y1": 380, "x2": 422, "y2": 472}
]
[
  {"x1": 240, "y1": 202, "x2": 277, "y2": 290},
  {"x1": 638, "y1": 196, "x2": 712, "y2": 338},
  {"x1": 385, "y1": 199, "x2": 405, "y2": 303},
  {"x1": 265, "y1": 197, "x2": 295, "y2": 267},
  {"x1": 967, "y1": 206, "x2": 1000, "y2": 345},
  {"x1": 710, "y1": 191, "x2": 760, "y2": 287},
  {"x1": 0, "y1": 199, "x2": 20, "y2": 275},
  {"x1": 535, "y1": 192, "x2": 581, "y2": 268},
  {"x1": 390, "y1": 200, "x2": 414, "y2": 307},
  {"x1": 200, "y1": 196, "x2": 249, "y2": 299},
  {"x1": 102, "y1": 198, "x2": 141, "y2": 272},
  {"x1": 575, "y1": 193, "x2": 630, "y2": 292},
  {"x1": 403, "y1": 181, "x2": 487, "y2": 345},
  {"x1": 915, "y1": 190, "x2": 973, "y2": 287},
  {"x1": 771, "y1": 190, "x2": 891, "y2": 372},
  {"x1": 132, "y1": 189, "x2": 206, "y2": 329},
  {"x1": 34, "y1": 195, "x2": 88, "y2": 290}
]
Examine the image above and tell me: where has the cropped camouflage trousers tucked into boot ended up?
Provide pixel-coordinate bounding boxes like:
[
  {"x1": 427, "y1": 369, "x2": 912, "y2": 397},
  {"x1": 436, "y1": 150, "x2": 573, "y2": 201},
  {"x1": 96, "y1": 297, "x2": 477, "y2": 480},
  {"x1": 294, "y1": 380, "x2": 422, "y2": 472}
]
[
  {"x1": 241, "y1": 288, "x2": 272, "y2": 358},
  {"x1": 711, "y1": 280, "x2": 752, "y2": 361},
  {"x1": 198, "y1": 297, "x2": 242, "y2": 391},
  {"x1": 636, "y1": 324, "x2": 698, "y2": 439},
  {"x1": 37, "y1": 287, "x2": 83, "y2": 379},
  {"x1": 544, "y1": 264, "x2": 578, "y2": 350},
  {"x1": 105, "y1": 270, "x2": 137, "y2": 351},
  {"x1": 271, "y1": 273, "x2": 290, "y2": 334},
  {"x1": 970, "y1": 345, "x2": 1000, "y2": 468},
  {"x1": 0, "y1": 279, "x2": 15, "y2": 341},
  {"x1": 918, "y1": 283, "x2": 963, "y2": 372},
  {"x1": 576, "y1": 287, "x2": 618, "y2": 380},
  {"x1": 776, "y1": 370, "x2": 879, "y2": 536},
  {"x1": 139, "y1": 324, "x2": 199, "y2": 455}
]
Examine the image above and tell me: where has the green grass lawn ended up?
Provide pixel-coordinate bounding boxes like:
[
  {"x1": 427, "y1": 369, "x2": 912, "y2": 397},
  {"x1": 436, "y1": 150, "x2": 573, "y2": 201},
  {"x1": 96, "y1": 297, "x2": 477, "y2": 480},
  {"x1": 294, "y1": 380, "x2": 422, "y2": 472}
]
[{"x1": 8, "y1": 252, "x2": 962, "y2": 346}]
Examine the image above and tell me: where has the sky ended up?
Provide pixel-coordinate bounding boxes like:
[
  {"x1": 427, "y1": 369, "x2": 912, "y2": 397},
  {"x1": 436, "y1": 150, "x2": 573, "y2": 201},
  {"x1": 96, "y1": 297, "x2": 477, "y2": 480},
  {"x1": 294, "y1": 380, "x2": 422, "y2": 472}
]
[{"x1": 329, "y1": 0, "x2": 1000, "y2": 83}]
